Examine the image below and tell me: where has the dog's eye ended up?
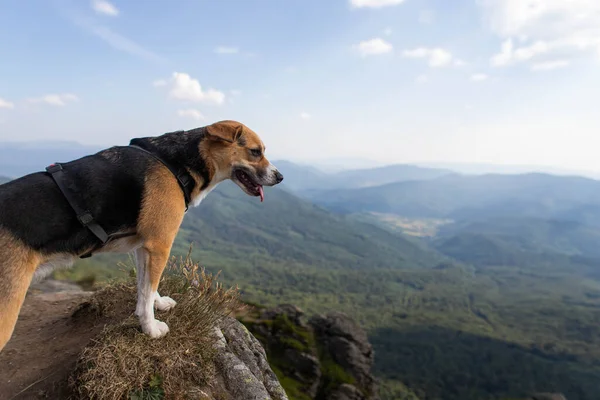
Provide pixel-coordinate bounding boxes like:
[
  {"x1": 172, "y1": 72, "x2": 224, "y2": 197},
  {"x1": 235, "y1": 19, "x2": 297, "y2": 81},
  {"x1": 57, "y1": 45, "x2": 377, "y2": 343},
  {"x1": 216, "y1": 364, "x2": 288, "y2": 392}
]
[{"x1": 250, "y1": 148, "x2": 262, "y2": 158}]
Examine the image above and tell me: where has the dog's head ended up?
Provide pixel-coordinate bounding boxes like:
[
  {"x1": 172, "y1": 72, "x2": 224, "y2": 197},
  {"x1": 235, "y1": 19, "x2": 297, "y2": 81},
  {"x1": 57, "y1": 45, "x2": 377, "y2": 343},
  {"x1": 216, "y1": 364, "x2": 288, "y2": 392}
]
[{"x1": 201, "y1": 120, "x2": 283, "y2": 202}]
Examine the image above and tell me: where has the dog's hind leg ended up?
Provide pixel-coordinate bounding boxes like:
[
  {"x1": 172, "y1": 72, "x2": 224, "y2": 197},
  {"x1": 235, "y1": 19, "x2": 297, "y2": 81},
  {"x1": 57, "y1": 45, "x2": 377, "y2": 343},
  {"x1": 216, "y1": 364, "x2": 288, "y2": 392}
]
[
  {"x1": 133, "y1": 164, "x2": 186, "y2": 338},
  {"x1": 0, "y1": 232, "x2": 40, "y2": 352},
  {"x1": 133, "y1": 244, "x2": 173, "y2": 338}
]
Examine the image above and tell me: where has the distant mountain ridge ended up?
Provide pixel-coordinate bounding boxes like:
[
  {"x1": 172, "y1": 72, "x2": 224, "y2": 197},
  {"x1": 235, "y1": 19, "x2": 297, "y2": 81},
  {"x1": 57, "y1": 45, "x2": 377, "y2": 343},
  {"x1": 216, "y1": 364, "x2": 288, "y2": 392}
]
[
  {"x1": 274, "y1": 159, "x2": 454, "y2": 193},
  {"x1": 0, "y1": 142, "x2": 102, "y2": 178},
  {"x1": 306, "y1": 172, "x2": 600, "y2": 222}
]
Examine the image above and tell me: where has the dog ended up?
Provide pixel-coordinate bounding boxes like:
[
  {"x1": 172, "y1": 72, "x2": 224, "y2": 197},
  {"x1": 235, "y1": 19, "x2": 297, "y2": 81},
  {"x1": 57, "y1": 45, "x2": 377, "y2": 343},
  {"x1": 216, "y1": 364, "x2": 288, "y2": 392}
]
[{"x1": 0, "y1": 120, "x2": 283, "y2": 352}]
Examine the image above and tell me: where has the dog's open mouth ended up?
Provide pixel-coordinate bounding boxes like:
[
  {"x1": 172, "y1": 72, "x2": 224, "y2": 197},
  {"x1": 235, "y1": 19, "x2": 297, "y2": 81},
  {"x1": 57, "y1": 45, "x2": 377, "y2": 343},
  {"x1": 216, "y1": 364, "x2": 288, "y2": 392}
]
[{"x1": 235, "y1": 169, "x2": 264, "y2": 202}]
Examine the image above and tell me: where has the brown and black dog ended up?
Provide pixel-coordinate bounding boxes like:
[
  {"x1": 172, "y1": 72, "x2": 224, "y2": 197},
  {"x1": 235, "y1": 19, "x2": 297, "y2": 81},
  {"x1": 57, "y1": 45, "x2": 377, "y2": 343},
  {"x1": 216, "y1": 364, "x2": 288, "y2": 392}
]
[{"x1": 0, "y1": 120, "x2": 283, "y2": 352}]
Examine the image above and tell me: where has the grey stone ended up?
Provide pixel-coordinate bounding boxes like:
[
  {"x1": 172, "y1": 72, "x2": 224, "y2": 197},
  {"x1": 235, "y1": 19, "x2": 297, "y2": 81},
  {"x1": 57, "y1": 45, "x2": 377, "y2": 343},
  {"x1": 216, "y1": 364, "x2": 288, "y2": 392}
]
[{"x1": 210, "y1": 317, "x2": 289, "y2": 400}]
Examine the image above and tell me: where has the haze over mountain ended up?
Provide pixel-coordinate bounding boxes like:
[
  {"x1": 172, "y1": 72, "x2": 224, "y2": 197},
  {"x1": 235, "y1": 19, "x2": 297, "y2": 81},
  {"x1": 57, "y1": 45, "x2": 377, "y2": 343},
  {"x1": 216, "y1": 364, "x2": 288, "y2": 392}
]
[
  {"x1": 3, "y1": 142, "x2": 600, "y2": 399},
  {"x1": 0, "y1": 141, "x2": 102, "y2": 178}
]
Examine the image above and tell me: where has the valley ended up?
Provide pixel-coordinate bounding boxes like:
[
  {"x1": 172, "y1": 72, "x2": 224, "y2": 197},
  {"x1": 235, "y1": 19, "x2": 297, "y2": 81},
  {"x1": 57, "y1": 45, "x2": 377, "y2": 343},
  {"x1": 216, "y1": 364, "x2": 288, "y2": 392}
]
[{"x1": 3, "y1": 158, "x2": 600, "y2": 400}]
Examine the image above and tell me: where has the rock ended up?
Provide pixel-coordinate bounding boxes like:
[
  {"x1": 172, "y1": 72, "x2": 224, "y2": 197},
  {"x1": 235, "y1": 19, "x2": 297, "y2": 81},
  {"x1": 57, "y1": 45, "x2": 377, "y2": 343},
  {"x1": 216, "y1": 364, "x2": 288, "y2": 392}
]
[
  {"x1": 309, "y1": 312, "x2": 379, "y2": 400},
  {"x1": 260, "y1": 304, "x2": 307, "y2": 327},
  {"x1": 210, "y1": 317, "x2": 289, "y2": 400},
  {"x1": 329, "y1": 383, "x2": 368, "y2": 400},
  {"x1": 530, "y1": 394, "x2": 568, "y2": 400},
  {"x1": 242, "y1": 305, "x2": 380, "y2": 400}
]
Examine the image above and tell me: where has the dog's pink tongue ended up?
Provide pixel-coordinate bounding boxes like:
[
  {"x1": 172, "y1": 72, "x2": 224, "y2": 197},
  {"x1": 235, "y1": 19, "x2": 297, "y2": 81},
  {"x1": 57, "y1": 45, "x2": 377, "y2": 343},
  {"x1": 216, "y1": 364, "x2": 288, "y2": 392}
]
[{"x1": 258, "y1": 185, "x2": 264, "y2": 202}]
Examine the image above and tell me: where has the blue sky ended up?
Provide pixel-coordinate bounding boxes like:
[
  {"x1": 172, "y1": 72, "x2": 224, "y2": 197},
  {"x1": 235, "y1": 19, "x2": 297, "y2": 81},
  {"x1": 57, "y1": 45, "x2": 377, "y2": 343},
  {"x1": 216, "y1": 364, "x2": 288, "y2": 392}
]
[{"x1": 1, "y1": 0, "x2": 600, "y2": 171}]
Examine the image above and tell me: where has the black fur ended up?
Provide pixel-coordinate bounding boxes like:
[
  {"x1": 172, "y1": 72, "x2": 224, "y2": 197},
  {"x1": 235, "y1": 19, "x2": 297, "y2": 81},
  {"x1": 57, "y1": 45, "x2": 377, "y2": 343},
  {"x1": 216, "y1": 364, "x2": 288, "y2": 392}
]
[{"x1": 0, "y1": 128, "x2": 211, "y2": 256}]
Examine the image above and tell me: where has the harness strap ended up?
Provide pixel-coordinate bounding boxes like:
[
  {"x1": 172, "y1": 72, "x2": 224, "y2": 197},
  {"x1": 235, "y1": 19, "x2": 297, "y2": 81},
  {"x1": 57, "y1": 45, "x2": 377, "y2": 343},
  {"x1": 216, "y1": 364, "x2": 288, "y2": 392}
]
[
  {"x1": 45, "y1": 145, "x2": 194, "y2": 258},
  {"x1": 128, "y1": 144, "x2": 193, "y2": 211},
  {"x1": 45, "y1": 163, "x2": 109, "y2": 244}
]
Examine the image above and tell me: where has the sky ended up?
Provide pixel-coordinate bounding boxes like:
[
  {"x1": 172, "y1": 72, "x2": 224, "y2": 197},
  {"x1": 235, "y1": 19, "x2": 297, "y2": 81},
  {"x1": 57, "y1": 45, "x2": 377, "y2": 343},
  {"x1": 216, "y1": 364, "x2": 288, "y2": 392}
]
[{"x1": 0, "y1": 0, "x2": 600, "y2": 171}]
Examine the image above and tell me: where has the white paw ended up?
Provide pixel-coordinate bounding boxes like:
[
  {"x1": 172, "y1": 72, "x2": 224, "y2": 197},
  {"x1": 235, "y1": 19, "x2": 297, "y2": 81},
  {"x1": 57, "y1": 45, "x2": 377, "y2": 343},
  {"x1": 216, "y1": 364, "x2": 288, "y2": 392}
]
[
  {"x1": 155, "y1": 296, "x2": 177, "y2": 312},
  {"x1": 141, "y1": 319, "x2": 170, "y2": 338}
]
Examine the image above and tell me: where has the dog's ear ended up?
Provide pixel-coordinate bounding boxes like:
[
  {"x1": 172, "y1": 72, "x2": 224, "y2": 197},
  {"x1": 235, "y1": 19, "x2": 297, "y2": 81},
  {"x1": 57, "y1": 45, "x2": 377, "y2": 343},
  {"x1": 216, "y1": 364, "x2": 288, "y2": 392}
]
[{"x1": 205, "y1": 120, "x2": 244, "y2": 144}]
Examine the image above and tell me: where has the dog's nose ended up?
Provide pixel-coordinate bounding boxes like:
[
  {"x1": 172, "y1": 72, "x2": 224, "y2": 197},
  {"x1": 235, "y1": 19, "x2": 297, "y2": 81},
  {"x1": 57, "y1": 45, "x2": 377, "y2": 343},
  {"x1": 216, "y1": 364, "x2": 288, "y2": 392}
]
[{"x1": 274, "y1": 170, "x2": 284, "y2": 183}]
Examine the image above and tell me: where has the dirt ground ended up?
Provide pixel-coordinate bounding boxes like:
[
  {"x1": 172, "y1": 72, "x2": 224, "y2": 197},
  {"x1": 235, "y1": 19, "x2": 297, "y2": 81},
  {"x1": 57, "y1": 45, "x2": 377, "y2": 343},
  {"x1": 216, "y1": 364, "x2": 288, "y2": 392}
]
[{"x1": 0, "y1": 281, "x2": 113, "y2": 400}]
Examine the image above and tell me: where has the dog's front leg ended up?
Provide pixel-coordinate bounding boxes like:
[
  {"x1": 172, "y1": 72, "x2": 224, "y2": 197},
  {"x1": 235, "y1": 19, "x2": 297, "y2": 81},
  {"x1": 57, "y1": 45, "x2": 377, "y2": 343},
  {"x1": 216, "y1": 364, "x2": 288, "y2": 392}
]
[{"x1": 134, "y1": 244, "x2": 171, "y2": 338}]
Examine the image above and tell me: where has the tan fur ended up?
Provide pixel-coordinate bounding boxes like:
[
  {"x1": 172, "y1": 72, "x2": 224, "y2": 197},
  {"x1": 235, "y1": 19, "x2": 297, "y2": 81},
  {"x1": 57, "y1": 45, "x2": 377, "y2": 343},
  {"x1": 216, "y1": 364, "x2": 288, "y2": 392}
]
[
  {"x1": 201, "y1": 120, "x2": 273, "y2": 175},
  {"x1": 0, "y1": 230, "x2": 41, "y2": 351},
  {"x1": 136, "y1": 164, "x2": 187, "y2": 291}
]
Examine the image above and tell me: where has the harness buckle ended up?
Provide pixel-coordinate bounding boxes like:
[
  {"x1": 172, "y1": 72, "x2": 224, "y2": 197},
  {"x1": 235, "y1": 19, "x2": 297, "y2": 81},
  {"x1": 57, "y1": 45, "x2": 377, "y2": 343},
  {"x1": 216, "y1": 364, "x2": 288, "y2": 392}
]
[
  {"x1": 78, "y1": 212, "x2": 94, "y2": 226},
  {"x1": 46, "y1": 164, "x2": 63, "y2": 174}
]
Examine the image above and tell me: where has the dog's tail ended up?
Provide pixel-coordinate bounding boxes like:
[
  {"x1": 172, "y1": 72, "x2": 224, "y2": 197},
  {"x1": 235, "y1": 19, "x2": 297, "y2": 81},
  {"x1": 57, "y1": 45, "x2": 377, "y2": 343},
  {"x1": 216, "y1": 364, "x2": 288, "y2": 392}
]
[{"x1": 0, "y1": 231, "x2": 39, "y2": 352}]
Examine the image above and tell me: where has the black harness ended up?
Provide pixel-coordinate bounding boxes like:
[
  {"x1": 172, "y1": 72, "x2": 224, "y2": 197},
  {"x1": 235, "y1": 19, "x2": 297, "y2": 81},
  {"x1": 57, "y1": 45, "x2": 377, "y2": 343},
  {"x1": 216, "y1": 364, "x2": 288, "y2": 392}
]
[{"x1": 45, "y1": 145, "x2": 194, "y2": 259}]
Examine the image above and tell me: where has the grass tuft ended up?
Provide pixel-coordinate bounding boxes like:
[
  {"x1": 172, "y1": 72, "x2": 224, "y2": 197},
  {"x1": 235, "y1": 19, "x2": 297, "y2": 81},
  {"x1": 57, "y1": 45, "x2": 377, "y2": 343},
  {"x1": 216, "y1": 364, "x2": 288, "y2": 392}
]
[{"x1": 70, "y1": 249, "x2": 245, "y2": 400}]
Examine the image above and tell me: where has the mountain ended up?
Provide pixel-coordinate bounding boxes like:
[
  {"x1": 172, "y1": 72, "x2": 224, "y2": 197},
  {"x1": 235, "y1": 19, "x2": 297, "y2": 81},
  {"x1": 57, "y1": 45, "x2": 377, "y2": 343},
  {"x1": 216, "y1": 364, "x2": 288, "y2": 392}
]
[
  {"x1": 0, "y1": 176, "x2": 10, "y2": 185},
  {"x1": 437, "y1": 217, "x2": 600, "y2": 259},
  {"x1": 277, "y1": 160, "x2": 453, "y2": 193},
  {"x1": 306, "y1": 173, "x2": 600, "y2": 223},
  {"x1": 0, "y1": 142, "x2": 102, "y2": 178},
  {"x1": 419, "y1": 161, "x2": 600, "y2": 181},
  {"x1": 175, "y1": 181, "x2": 444, "y2": 272}
]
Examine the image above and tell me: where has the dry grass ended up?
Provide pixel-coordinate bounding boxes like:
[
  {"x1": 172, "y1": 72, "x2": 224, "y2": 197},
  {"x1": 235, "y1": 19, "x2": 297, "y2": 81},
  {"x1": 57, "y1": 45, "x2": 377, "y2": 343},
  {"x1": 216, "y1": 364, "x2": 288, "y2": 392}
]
[{"x1": 70, "y1": 250, "x2": 245, "y2": 400}]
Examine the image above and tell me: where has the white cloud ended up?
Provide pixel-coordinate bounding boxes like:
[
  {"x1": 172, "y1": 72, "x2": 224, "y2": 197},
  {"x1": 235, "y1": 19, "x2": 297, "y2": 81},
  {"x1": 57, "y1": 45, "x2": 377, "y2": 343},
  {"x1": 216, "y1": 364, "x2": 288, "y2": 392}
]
[
  {"x1": 91, "y1": 0, "x2": 119, "y2": 17},
  {"x1": 159, "y1": 72, "x2": 225, "y2": 105},
  {"x1": 403, "y1": 47, "x2": 455, "y2": 67},
  {"x1": 300, "y1": 112, "x2": 311, "y2": 120},
  {"x1": 177, "y1": 109, "x2": 205, "y2": 120},
  {"x1": 27, "y1": 93, "x2": 79, "y2": 107},
  {"x1": 152, "y1": 79, "x2": 167, "y2": 87},
  {"x1": 0, "y1": 97, "x2": 14, "y2": 109},
  {"x1": 531, "y1": 59, "x2": 570, "y2": 71},
  {"x1": 491, "y1": 38, "x2": 556, "y2": 67},
  {"x1": 350, "y1": 0, "x2": 406, "y2": 8},
  {"x1": 355, "y1": 38, "x2": 393, "y2": 57},
  {"x1": 470, "y1": 73, "x2": 489, "y2": 82},
  {"x1": 481, "y1": 0, "x2": 600, "y2": 67},
  {"x1": 419, "y1": 10, "x2": 435, "y2": 25},
  {"x1": 214, "y1": 46, "x2": 239, "y2": 55},
  {"x1": 416, "y1": 74, "x2": 429, "y2": 84},
  {"x1": 69, "y1": 15, "x2": 164, "y2": 63}
]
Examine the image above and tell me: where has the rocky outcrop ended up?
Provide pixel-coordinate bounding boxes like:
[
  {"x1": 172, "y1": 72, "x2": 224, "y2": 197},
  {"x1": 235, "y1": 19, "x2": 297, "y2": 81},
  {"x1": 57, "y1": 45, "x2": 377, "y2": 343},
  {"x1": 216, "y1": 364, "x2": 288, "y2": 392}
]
[
  {"x1": 242, "y1": 304, "x2": 379, "y2": 400},
  {"x1": 530, "y1": 394, "x2": 567, "y2": 400},
  {"x1": 212, "y1": 317, "x2": 289, "y2": 400},
  {"x1": 310, "y1": 312, "x2": 379, "y2": 400}
]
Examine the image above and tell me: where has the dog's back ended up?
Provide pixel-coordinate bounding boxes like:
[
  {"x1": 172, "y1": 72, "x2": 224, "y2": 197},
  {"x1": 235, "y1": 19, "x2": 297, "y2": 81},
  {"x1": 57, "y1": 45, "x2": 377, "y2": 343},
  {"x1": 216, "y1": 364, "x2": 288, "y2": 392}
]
[{"x1": 0, "y1": 146, "x2": 152, "y2": 350}]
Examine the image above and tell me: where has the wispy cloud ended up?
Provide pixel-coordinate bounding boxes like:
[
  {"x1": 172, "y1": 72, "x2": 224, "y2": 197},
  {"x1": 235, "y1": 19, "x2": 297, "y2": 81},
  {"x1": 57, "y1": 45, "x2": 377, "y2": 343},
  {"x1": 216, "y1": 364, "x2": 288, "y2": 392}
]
[
  {"x1": 403, "y1": 47, "x2": 455, "y2": 67},
  {"x1": 482, "y1": 0, "x2": 600, "y2": 69},
  {"x1": 354, "y1": 38, "x2": 393, "y2": 57},
  {"x1": 67, "y1": 14, "x2": 165, "y2": 64},
  {"x1": 214, "y1": 46, "x2": 239, "y2": 55},
  {"x1": 470, "y1": 73, "x2": 489, "y2": 82},
  {"x1": 531, "y1": 60, "x2": 570, "y2": 71},
  {"x1": 0, "y1": 97, "x2": 15, "y2": 110},
  {"x1": 419, "y1": 9, "x2": 435, "y2": 25},
  {"x1": 300, "y1": 112, "x2": 311, "y2": 120},
  {"x1": 91, "y1": 0, "x2": 119, "y2": 17},
  {"x1": 177, "y1": 109, "x2": 205, "y2": 120},
  {"x1": 350, "y1": 0, "x2": 406, "y2": 9},
  {"x1": 27, "y1": 93, "x2": 79, "y2": 107},
  {"x1": 416, "y1": 74, "x2": 429, "y2": 84}
]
